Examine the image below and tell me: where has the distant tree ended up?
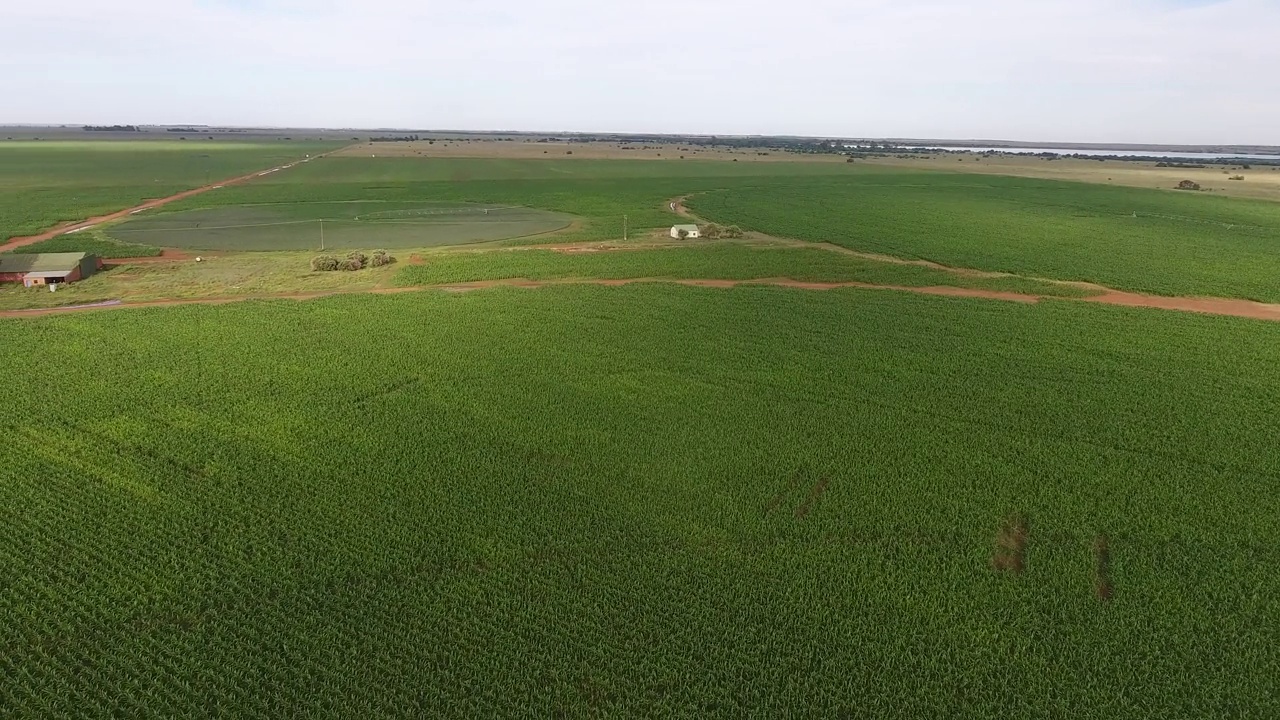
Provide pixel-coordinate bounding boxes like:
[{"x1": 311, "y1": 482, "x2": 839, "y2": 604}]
[
  {"x1": 346, "y1": 251, "x2": 368, "y2": 269},
  {"x1": 370, "y1": 250, "x2": 395, "y2": 267},
  {"x1": 677, "y1": 229, "x2": 689, "y2": 241},
  {"x1": 702, "y1": 223, "x2": 724, "y2": 240},
  {"x1": 1176, "y1": 180, "x2": 1201, "y2": 191},
  {"x1": 723, "y1": 225, "x2": 745, "y2": 239}
]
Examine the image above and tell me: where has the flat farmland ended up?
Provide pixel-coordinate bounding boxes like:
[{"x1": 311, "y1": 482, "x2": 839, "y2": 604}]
[
  {"x1": 107, "y1": 202, "x2": 570, "y2": 251},
  {"x1": 5, "y1": 143, "x2": 1280, "y2": 717},
  {"x1": 868, "y1": 153, "x2": 1280, "y2": 202},
  {"x1": 161, "y1": 155, "x2": 1280, "y2": 300},
  {"x1": 1, "y1": 286, "x2": 1277, "y2": 716},
  {"x1": 333, "y1": 138, "x2": 849, "y2": 162},
  {"x1": 0, "y1": 140, "x2": 343, "y2": 243},
  {"x1": 687, "y1": 173, "x2": 1280, "y2": 301}
]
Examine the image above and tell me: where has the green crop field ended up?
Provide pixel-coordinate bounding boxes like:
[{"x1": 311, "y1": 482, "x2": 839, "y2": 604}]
[
  {"x1": 154, "y1": 157, "x2": 1280, "y2": 300},
  {"x1": 1, "y1": 287, "x2": 1277, "y2": 717},
  {"x1": 0, "y1": 140, "x2": 342, "y2": 243},
  {"x1": 11, "y1": 232, "x2": 162, "y2": 258},
  {"x1": 105, "y1": 201, "x2": 571, "y2": 251},
  {"x1": 687, "y1": 175, "x2": 1280, "y2": 302},
  {"x1": 5, "y1": 145, "x2": 1280, "y2": 717},
  {"x1": 392, "y1": 243, "x2": 1097, "y2": 297}
]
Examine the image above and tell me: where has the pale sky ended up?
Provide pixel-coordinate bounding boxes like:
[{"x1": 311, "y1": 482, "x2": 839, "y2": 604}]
[{"x1": 2, "y1": 0, "x2": 1277, "y2": 144}]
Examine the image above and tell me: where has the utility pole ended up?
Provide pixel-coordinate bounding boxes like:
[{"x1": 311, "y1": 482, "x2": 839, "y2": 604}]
[
  {"x1": 623, "y1": 214, "x2": 628, "y2": 242},
  {"x1": 320, "y1": 219, "x2": 325, "y2": 251}
]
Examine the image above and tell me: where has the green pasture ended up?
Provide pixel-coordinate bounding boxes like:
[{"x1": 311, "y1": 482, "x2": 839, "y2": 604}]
[
  {"x1": 106, "y1": 202, "x2": 571, "y2": 251},
  {"x1": 0, "y1": 140, "x2": 343, "y2": 243},
  {"x1": 1, "y1": 287, "x2": 1277, "y2": 717}
]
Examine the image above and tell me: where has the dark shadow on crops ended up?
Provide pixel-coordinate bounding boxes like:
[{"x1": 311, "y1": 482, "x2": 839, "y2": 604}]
[
  {"x1": 795, "y1": 476, "x2": 832, "y2": 520},
  {"x1": 763, "y1": 468, "x2": 805, "y2": 516}
]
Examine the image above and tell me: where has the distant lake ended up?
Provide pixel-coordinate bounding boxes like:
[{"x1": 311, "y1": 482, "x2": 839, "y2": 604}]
[{"x1": 894, "y1": 146, "x2": 1278, "y2": 161}]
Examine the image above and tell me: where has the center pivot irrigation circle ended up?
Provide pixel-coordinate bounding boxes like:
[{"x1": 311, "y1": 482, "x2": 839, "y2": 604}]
[{"x1": 107, "y1": 201, "x2": 572, "y2": 251}]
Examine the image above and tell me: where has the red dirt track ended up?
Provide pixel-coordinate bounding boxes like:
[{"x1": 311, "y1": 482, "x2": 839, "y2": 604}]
[
  {"x1": 1080, "y1": 289, "x2": 1280, "y2": 322},
  {"x1": 7, "y1": 275, "x2": 1280, "y2": 322}
]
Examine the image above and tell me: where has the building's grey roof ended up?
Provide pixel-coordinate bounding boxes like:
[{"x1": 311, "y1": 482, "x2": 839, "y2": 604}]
[
  {"x1": 23, "y1": 270, "x2": 78, "y2": 279},
  {"x1": 671, "y1": 224, "x2": 700, "y2": 232},
  {"x1": 0, "y1": 252, "x2": 87, "y2": 274}
]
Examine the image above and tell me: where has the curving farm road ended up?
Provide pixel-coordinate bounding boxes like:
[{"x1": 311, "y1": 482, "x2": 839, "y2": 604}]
[{"x1": 4, "y1": 276, "x2": 1280, "y2": 323}]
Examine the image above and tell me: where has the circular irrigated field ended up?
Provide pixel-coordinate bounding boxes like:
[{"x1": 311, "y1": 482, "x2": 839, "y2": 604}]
[{"x1": 106, "y1": 202, "x2": 572, "y2": 251}]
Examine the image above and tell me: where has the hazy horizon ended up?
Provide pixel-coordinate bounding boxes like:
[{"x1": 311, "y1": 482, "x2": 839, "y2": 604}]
[{"x1": 3, "y1": 0, "x2": 1277, "y2": 145}]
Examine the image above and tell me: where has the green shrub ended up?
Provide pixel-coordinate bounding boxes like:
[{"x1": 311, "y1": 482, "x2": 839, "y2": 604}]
[{"x1": 310, "y1": 255, "x2": 340, "y2": 271}]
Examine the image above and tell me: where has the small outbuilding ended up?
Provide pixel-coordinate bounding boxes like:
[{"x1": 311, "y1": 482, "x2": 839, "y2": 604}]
[
  {"x1": 670, "y1": 224, "x2": 701, "y2": 239},
  {"x1": 0, "y1": 252, "x2": 103, "y2": 287}
]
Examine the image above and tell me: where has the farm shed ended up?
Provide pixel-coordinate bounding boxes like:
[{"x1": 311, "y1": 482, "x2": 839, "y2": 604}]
[
  {"x1": 0, "y1": 252, "x2": 102, "y2": 286},
  {"x1": 670, "y1": 224, "x2": 701, "y2": 239}
]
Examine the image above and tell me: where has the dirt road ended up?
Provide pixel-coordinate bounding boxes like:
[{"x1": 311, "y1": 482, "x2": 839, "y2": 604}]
[
  {"x1": 6, "y1": 275, "x2": 1280, "y2": 322},
  {"x1": 0, "y1": 151, "x2": 342, "y2": 254},
  {"x1": 670, "y1": 196, "x2": 694, "y2": 219}
]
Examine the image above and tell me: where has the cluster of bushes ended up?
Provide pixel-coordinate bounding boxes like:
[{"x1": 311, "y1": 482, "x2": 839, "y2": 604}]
[
  {"x1": 311, "y1": 250, "x2": 395, "y2": 272},
  {"x1": 700, "y1": 223, "x2": 745, "y2": 240},
  {"x1": 1176, "y1": 180, "x2": 1202, "y2": 191}
]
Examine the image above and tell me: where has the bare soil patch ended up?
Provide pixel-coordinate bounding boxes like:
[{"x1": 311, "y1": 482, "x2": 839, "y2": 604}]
[
  {"x1": 992, "y1": 514, "x2": 1030, "y2": 575},
  {"x1": 1082, "y1": 289, "x2": 1280, "y2": 322}
]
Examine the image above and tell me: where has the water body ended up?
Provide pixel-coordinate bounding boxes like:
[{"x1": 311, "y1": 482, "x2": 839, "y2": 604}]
[{"x1": 893, "y1": 146, "x2": 1278, "y2": 161}]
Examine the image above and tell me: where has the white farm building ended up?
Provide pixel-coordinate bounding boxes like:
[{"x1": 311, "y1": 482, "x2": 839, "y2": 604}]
[{"x1": 670, "y1": 224, "x2": 701, "y2": 239}]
